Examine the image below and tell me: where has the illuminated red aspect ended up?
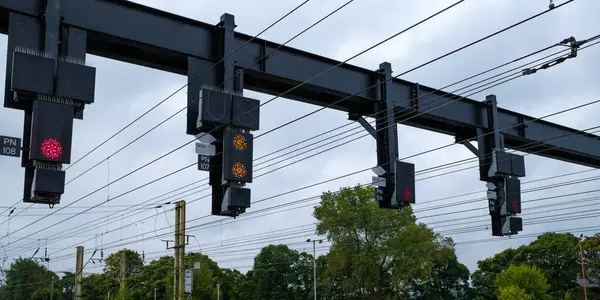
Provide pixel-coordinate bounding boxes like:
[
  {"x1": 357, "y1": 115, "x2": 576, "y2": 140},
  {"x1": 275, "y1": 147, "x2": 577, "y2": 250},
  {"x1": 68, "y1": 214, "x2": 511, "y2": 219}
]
[
  {"x1": 41, "y1": 138, "x2": 63, "y2": 159},
  {"x1": 512, "y1": 200, "x2": 520, "y2": 212},
  {"x1": 402, "y1": 187, "x2": 413, "y2": 201}
]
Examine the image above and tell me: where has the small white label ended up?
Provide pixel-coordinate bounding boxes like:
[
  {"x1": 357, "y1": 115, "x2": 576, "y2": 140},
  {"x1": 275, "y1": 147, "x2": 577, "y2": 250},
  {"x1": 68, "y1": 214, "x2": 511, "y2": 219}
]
[
  {"x1": 195, "y1": 142, "x2": 216, "y2": 156},
  {"x1": 372, "y1": 176, "x2": 386, "y2": 187}
]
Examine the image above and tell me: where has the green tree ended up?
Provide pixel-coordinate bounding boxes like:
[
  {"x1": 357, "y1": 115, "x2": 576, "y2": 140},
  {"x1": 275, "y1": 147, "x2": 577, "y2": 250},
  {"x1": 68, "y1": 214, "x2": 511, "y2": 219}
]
[
  {"x1": 472, "y1": 232, "x2": 581, "y2": 299},
  {"x1": 81, "y1": 273, "x2": 107, "y2": 300},
  {"x1": 58, "y1": 271, "x2": 75, "y2": 300},
  {"x1": 408, "y1": 238, "x2": 471, "y2": 299},
  {"x1": 583, "y1": 233, "x2": 600, "y2": 284},
  {"x1": 313, "y1": 185, "x2": 462, "y2": 298},
  {"x1": 497, "y1": 285, "x2": 533, "y2": 300},
  {"x1": 186, "y1": 252, "x2": 218, "y2": 299},
  {"x1": 494, "y1": 264, "x2": 550, "y2": 300},
  {"x1": 1, "y1": 258, "x2": 57, "y2": 300},
  {"x1": 248, "y1": 244, "x2": 312, "y2": 299},
  {"x1": 219, "y1": 268, "x2": 248, "y2": 300},
  {"x1": 102, "y1": 249, "x2": 144, "y2": 298},
  {"x1": 141, "y1": 255, "x2": 173, "y2": 299},
  {"x1": 514, "y1": 232, "x2": 580, "y2": 295},
  {"x1": 471, "y1": 247, "x2": 520, "y2": 299}
]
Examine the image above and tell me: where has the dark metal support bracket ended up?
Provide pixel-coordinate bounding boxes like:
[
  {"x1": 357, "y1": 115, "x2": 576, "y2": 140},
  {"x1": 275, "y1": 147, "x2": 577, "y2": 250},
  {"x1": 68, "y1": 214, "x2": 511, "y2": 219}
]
[
  {"x1": 348, "y1": 112, "x2": 376, "y2": 139},
  {"x1": 459, "y1": 140, "x2": 479, "y2": 157}
]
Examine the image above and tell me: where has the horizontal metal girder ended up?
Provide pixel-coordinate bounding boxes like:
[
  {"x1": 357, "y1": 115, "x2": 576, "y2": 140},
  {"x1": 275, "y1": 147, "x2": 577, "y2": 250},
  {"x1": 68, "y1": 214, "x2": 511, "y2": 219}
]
[{"x1": 0, "y1": 0, "x2": 598, "y2": 168}]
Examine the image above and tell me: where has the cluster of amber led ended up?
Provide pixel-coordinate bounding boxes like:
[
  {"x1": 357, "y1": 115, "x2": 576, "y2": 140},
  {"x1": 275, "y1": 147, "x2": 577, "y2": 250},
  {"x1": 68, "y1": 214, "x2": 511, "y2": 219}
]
[
  {"x1": 232, "y1": 162, "x2": 247, "y2": 179},
  {"x1": 232, "y1": 134, "x2": 248, "y2": 151}
]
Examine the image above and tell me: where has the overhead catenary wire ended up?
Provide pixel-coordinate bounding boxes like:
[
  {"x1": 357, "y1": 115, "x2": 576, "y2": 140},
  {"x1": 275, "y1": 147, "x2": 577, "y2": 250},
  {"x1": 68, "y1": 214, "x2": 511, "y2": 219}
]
[
  {"x1": 5, "y1": 1, "x2": 584, "y2": 255},
  {"x1": 63, "y1": 0, "x2": 359, "y2": 186},
  {"x1": 2, "y1": 1, "x2": 470, "y2": 246},
  {"x1": 81, "y1": 220, "x2": 600, "y2": 273},
  {"x1": 6, "y1": 33, "x2": 576, "y2": 228},
  {"x1": 64, "y1": 0, "x2": 313, "y2": 172},
  {"x1": 51, "y1": 205, "x2": 600, "y2": 272},
  {"x1": 39, "y1": 174, "x2": 600, "y2": 267},
  {"x1": 40, "y1": 160, "x2": 600, "y2": 260},
  {"x1": 0, "y1": 0, "x2": 315, "y2": 222},
  {"x1": 10, "y1": 109, "x2": 600, "y2": 259},
  {"x1": 13, "y1": 90, "x2": 600, "y2": 257},
  {"x1": 4, "y1": 31, "x2": 594, "y2": 220}
]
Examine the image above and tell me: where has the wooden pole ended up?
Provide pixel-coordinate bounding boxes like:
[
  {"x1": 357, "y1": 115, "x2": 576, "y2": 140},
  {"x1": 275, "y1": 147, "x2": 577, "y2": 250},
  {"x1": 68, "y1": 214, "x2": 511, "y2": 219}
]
[
  {"x1": 119, "y1": 250, "x2": 126, "y2": 292},
  {"x1": 173, "y1": 201, "x2": 181, "y2": 300},
  {"x1": 74, "y1": 246, "x2": 84, "y2": 300},
  {"x1": 579, "y1": 237, "x2": 588, "y2": 300},
  {"x1": 179, "y1": 200, "x2": 186, "y2": 298}
]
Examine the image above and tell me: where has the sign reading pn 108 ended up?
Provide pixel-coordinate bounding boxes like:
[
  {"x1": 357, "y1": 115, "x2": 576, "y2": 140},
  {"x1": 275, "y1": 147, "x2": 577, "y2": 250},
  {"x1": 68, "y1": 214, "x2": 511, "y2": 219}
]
[{"x1": 0, "y1": 135, "x2": 21, "y2": 158}]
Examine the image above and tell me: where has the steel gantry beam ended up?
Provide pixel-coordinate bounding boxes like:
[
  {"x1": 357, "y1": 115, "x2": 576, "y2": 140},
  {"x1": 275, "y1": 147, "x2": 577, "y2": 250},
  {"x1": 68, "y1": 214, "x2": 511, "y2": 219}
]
[
  {"x1": 0, "y1": 0, "x2": 598, "y2": 167},
  {"x1": 0, "y1": 0, "x2": 597, "y2": 168}
]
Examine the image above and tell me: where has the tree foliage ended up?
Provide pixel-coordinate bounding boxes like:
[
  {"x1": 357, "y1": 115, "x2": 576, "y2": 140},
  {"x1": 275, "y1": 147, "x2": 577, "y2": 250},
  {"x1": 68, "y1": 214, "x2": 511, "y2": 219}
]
[
  {"x1": 494, "y1": 264, "x2": 550, "y2": 300},
  {"x1": 3, "y1": 185, "x2": 598, "y2": 299},
  {"x1": 583, "y1": 233, "x2": 600, "y2": 284},
  {"x1": 314, "y1": 185, "x2": 469, "y2": 299},
  {"x1": 471, "y1": 232, "x2": 587, "y2": 299}
]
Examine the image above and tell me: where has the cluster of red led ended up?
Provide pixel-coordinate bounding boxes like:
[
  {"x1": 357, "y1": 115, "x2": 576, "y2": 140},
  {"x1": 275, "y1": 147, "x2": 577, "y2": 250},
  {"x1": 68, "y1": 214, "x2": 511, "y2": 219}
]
[
  {"x1": 402, "y1": 187, "x2": 413, "y2": 201},
  {"x1": 41, "y1": 138, "x2": 63, "y2": 159}
]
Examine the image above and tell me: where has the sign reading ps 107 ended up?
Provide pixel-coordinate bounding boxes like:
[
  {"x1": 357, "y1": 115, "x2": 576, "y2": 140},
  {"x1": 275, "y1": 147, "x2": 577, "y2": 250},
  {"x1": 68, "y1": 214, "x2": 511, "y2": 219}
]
[{"x1": 0, "y1": 135, "x2": 21, "y2": 158}]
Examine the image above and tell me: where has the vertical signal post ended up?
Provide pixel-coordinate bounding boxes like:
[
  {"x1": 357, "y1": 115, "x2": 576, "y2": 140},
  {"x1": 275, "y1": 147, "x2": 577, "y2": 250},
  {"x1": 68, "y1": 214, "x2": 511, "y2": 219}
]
[
  {"x1": 188, "y1": 13, "x2": 260, "y2": 218},
  {"x1": 472, "y1": 95, "x2": 525, "y2": 236},
  {"x1": 351, "y1": 62, "x2": 416, "y2": 209}
]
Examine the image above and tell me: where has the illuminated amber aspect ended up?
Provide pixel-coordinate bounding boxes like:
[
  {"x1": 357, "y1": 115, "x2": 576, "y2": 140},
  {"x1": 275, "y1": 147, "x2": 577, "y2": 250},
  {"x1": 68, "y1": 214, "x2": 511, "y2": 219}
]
[
  {"x1": 232, "y1": 162, "x2": 247, "y2": 178},
  {"x1": 232, "y1": 135, "x2": 248, "y2": 151}
]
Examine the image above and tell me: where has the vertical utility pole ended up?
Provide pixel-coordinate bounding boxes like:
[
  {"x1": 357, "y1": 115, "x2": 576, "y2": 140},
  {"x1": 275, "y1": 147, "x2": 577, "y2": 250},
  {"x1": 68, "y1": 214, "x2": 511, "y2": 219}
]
[
  {"x1": 217, "y1": 282, "x2": 221, "y2": 300},
  {"x1": 312, "y1": 241, "x2": 316, "y2": 300},
  {"x1": 119, "y1": 250, "x2": 126, "y2": 292},
  {"x1": 579, "y1": 235, "x2": 588, "y2": 300},
  {"x1": 50, "y1": 275, "x2": 54, "y2": 300},
  {"x1": 154, "y1": 287, "x2": 157, "y2": 300},
  {"x1": 173, "y1": 200, "x2": 186, "y2": 300},
  {"x1": 306, "y1": 239, "x2": 323, "y2": 300},
  {"x1": 74, "y1": 246, "x2": 84, "y2": 300}
]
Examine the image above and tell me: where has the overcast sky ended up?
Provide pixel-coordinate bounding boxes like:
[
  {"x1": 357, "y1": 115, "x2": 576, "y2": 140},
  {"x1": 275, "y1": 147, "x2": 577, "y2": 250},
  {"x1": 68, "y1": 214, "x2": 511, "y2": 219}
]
[{"x1": 0, "y1": 0, "x2": 599, "y2": 277}]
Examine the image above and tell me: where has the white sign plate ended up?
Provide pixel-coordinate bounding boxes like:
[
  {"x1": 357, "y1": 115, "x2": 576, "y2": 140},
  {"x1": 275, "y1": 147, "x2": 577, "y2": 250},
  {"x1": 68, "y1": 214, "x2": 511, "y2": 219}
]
[
  {"x1": 195, "y1": 133, "x2": 216, "y2": 144},
  {"x1": 184, "y1": 269, "x2": 193, "y2": 294},
  {"x1": 195, "y1": 142, "x2": 216, "y2": 156},
  {"x1": 372, "y1": 176, "x2": 386, "y2": 187},
  {"x1": 371, "y1": 166, "x2": 386, "y2": 176}
]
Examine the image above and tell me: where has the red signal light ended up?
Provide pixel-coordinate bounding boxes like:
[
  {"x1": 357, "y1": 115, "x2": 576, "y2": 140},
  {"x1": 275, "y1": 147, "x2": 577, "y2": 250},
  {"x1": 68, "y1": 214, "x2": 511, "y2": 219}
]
[
  {"x1": 512, "y1": 200, "x2": 519, "y2": 212},
  {"x1": 402, "y1": 187, "x2": 413, "y2": 201},
  {"x1": 41, "y1": 138, "x2": 63, "y2": 159}
]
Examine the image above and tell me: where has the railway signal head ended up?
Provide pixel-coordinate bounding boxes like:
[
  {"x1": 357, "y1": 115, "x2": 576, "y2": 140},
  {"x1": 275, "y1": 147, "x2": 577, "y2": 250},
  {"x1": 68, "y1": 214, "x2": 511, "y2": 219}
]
[
  {"x1": 395, "y1": 160, "x2": 415, "y2": 204},
  {"x1": 29, "y1": 101, "x2": 74, "y2": 164},
  {"x1": 222, "y1": 131, "x2": 254, "y2": 183}
]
